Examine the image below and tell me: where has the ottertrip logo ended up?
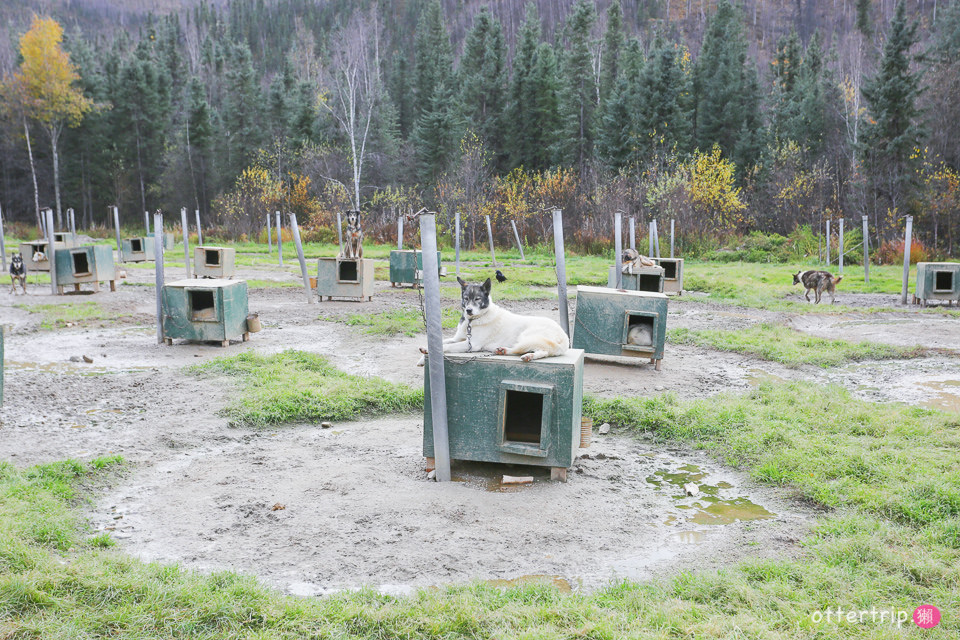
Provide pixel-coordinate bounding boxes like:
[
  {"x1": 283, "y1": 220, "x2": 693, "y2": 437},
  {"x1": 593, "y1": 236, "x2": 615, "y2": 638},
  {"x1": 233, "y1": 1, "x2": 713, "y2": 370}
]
[{"x1": 810, "y1": 605, "x2": 941, "y2": 628}]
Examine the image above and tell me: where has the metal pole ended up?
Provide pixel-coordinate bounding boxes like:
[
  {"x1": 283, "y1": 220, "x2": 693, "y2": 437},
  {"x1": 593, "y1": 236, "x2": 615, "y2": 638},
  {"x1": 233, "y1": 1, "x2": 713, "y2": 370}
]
[
  {"x1": 144, "y1": 210, "x2": 150, "y2": 236},
  {"x1": 45, "y1": 208, "x2": 57, "y2": 295},
  {"x1": 276, "y1": 211, "x2": 283, "y2": 267},
  {"x1": 336, "y1": 210, "x2": 343, "y2": 253},
  {"x1": 552, "y1": 209, "x2": 570, "y2": 337},
  {"x1": 901, "y1": 216, "x2": 913, "y2": 305},
  {"x1": 454, "y1": 210, "x2": 461, "y2": 277},
  {"x1": 614, "y1": 210, "x2": 623, "y2": 288},
  {"x1": 113, "y1": 206, "x2": 121, "y2": 252},
  {"x1": 629, "y1": 217, "x2": 636, "y2": 251},
  {"x1": 648, "y1": 221, "x2": 654, "y2": 256},
  {"x1": 862, "y1": 216, "x2": 870, "y2": 284},
  {"x1": 154, "y1": 212, "x2": 164, "y2": 344},
  {"x1": 826, "y1": 219, "x2": 831, "y2": 266},
  {"x1": 289, "y1": 213, "x2": 313, "y2": 303},
  {"x1": 267, "y1": 213, "x2": 272, "y2": 253},
  {"x1": 181, "y1": 207, "x2": 191, "y2": 279},
  {"x1": 398, "y1": 215, "x2": 404, "y2": 250},
  {"x1": 195, "y1": 209, "x2": 203, "y2": 246},
  {"x1": 40, "y1": 214, "x2": 46, "y2": 238},
  {"x1": 0, "y1": 203, "x2": 6, "y2": 269},
  {"x1": 485, "y1": 215, "x2": 497, "y2": 266},
  {"x1": 68, "y1": 208, "x2": 76, "y2": 236},
  {"x1": 510, "y1": 219, "x2": 525, "y2": 260},
  {"x1": 839, "y1": 218, "x2": 844, "y2": 275},
  {"x1": 419, "y1": 213, "x2": 451, "y2": 483},
  {"x1": 670, "y1": 219, "x2": 675, "y2": 258},
  {"x1": 653, "y1": 220, "x2": 661, "y2": 259}
]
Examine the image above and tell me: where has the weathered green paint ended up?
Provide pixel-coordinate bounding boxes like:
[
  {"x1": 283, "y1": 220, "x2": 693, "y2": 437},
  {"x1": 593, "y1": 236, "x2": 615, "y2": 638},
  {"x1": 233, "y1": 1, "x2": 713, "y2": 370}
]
[
  {"x1": 53, "y1": 232, "x2": 79, "y2": 247},
  {"x1": 423, "y1": 350, "x2": 585, "y2": 469},
  {"x1": 915, "y1": 262, "x2": 960, "y2": 304},
  {"x1": 607, "y1": 264, "x2": 665, "y2": 293},
  {"x1": 316, "y1": 257, "x2": 374, "y2": 300},
  {"x1": 653, "y1": 258, "x2": 684, "y2": 294},
  {"x1": 1, "y1": 326, "x2": 4, "y2": 406},
  {"x1": 121, "y1": 237, "x2": 155, "y2": 263},
  {"x1": 193, "y1": 246, "x2": 237, "y2": 279},
  {"x1": 161, "y1": 279, "x2": 249, "y2": 343},
  {"x1": 54, "y1": 245, "x2": 115, "y2": 288},
  {"x1": 389, "y1": 250, "x2": 442, "y2": 287},
  {"x1": 163, "y1": 233, "x2": 176, "y2": 250},
  {"x1": 19, "y1": 240, "x2": 67, "y2": 272},
  {"x1": 572, "y1": 285, "x2": 668, "y2": 361}
]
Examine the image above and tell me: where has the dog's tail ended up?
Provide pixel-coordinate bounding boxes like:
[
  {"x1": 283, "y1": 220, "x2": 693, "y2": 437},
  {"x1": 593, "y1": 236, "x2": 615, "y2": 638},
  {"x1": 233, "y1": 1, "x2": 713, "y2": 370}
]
[{"x1": 833, "y1": 276, "x2": 843, "y2": 285}]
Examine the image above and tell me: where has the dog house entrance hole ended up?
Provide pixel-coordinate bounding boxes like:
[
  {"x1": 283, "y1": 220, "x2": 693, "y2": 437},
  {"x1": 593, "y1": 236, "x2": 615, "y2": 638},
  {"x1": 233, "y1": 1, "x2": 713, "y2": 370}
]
[
  {"x1": 130, "y1": 238, "x2": 143, "y2": 253},
  {"x1": 934, "y1": 270, "x2": 954, "y2": 293},
  {"x1": 503, "y1": 390, "x2": 544, "y2": 445},
  {"x1": 71, "y1": 252, "x2": 90, "y2": 275},
  {"x1": 639, "y1": 273, "x2": 661, "y2": 291},
  {"x1": 625, "y1": 314, "x2": 655, "y2": 347},
  {"x1": 660, "y1": 261, "x2": 677, "y2": 279},
  {"x1": 205, "y1": 249, "x2": 221, "y2": 267},
  {"x1": 338, "y1": 260, "x2": 359, "y2": 282},
  {"x1": 189, "y1": 289, "x2": 217, "y2": 322}
]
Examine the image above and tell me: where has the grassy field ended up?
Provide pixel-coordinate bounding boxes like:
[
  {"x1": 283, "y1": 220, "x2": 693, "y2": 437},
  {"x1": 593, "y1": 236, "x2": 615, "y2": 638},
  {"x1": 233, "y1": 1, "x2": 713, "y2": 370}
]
[
  {"x1": 338, "y1": 307, "x2": 462, "y2": 337},
  {"x1": 14, "y1": 301, "x2": 132, "y2": 330},
  {"x1": 2, "y1": 383, "x2": 957, "y2": 638}
]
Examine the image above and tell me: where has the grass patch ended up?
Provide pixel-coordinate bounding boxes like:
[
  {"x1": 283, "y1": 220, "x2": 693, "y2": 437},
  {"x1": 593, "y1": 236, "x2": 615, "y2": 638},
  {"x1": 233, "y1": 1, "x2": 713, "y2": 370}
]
[
  {"x1": 14, "y1": 301, "x2": 131, "y2": 330},
  {"x1": 669, "y1": 323, "x2": 927, "y2": 367},
  {"x1": 189, "y1": 350, "x2": 423, "y2": 427},
  {"x1": 339, "y1": 307, "x2": 461, "y2": 337}
]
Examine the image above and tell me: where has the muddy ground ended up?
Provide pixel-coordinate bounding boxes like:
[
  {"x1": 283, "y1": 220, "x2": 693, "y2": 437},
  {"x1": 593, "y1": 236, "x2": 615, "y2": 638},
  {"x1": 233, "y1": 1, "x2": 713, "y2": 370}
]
[{"x1": 1, "y1": 255, "x2": 957, "y2": 594}]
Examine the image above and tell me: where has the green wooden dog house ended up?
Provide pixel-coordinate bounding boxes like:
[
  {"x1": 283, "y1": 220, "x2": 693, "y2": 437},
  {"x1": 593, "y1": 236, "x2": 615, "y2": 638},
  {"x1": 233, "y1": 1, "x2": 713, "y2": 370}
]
[
  {"x1": 53, "y1": 232, "x2": 79, "y2": 248},
  {"x1": 389, "y1": 250, "x2": 443, "y2": 287},
  {"x1": 607, "y1": 264, "x2": 665, "y2": 293},
  {"x1": 161, "y1": 279, "x2": 250, "y2": 346},
  {"x1": 572, "y1": 285, "x2": 668, "y2": 370},
  {"x1": 121, "y1": 237, "x2": 155, "y2": 263},
  {"x1": 193, "y1": 246, "x2": 236, "y2": 279},
  {"x1": 652, "y1": 258, "x2": 684, "y2": 295},
  {"x1": 914, "y1": 262, "x2": 960, "y2": 306},
  {"x1": 19, "y1": 240, "x2": 67, "y2": 272},
  {"x1": 423, "y1": 349, "x2": 585, "y2": 481},
  {"x1": 316, "y1": 257, "x2": 374, "y2": 301},
  {"x1": 54, "y1": 245, "x2": 116, "y2": 293}
]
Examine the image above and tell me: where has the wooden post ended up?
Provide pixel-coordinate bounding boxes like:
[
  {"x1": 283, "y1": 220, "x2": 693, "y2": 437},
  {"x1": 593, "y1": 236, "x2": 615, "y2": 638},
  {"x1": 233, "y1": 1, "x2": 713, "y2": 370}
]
[
  {"x1": 652, "y1": 220, "x2": 661, "y2": 259},
  {"x1": 901, "y1": 216, "x2": 913, "y2": 305},
  {"x1": 397, "y1": 215, "x2": 404, "y2": 250},
  {"x1": 154, "y1": 212, "x2": 165, "y2": 344},
  {"x1": 419, "y1": 213, "x2": 451, "y2": 483},
  {"x1": 614, "y1": 210, "x2": 623, "y2": 288},
  {"x1": 289, "y1": 213, "x2": 313, "y2": 303},
  {"x1": 275, "y1": 211, "x2": 283, "y2": 267},
  {"x1": 0, "y1": 202, "x2": 6, "y2": 269},
  {"x1": 195, "y1": 209, "x2": 203, "y2": 246},
  {"x1": 648, "y1": 221, "x2": 654, "y2": 257},
  {"x1": 838, "y1": 218, "x2": 844, "y2": 275},
  {"x1": 670, "y1": 219, "x2": 675, "y2": 258},
  {"x1": 552, "y1": 209, "x2": 570, "y2": 337},
  {"x1": 144, "y1": 210, "x2": 151, "y2": 236},
  {"x1": 45, "y1": 208, "x2": 57, "y2": 295},
  {"x1": 485, "y1": 215, "x2": 497, "y2": 266},
  {"x1": 629, "y1": 217, "x2": 636, "y2": 251},
  {"x1": 181, "y1": 207, "x2": 191, "y2": 279},
  {"x1": 826, "y1": 219, "x2": 831, "y2": 266},
  {"x1": 266, "y1": 213, "x2": 272, "y2": 253},
  {"x1": 336, "y1": 210, "x2": 343, "y2": 252},
  {"x1": 862, "y1": 215, "x2": 870, "y2": 284},
  {"x1": 454, "y1": 210, "x2": 461, "y2": 277},
  {"x1": 511, "y1": 219, "x2": 525, "y2": 260},
  {"x1": 68, "y1": 208, "x2": 76, "y2": 236},
  {"x1": 112, "y1": 206, "x2": 121, "y2": 252}
]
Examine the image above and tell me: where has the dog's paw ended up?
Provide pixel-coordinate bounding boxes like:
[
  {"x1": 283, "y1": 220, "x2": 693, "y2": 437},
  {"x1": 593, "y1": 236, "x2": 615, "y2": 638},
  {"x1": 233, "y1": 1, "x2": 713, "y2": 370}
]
[
  {"x1": 416, "y1": 355, "x2": 425, "y2": 367},
  {"x1": 520, "y1": 353, "x2": 533, "y2": 362},
  {"x1": 493, "y1": 347, "x2": 507, "y2": 355}
]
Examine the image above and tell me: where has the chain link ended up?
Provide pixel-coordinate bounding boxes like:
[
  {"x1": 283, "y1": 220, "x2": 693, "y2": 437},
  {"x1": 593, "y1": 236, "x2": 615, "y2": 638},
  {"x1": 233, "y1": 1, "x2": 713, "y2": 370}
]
[{"x1": 573, "y1": 316, "x2": 623, "y2": 346}]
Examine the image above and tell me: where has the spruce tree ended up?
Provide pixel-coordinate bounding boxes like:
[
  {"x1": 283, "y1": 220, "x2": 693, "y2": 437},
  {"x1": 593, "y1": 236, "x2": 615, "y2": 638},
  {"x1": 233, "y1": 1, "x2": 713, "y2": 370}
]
[
  {"x1": 459, "y1": 8, "x2": 507, "y2": 168},
  {"x1": 222, "y1": 42, "x2": 262, "y2": 181},
  {"x1": 599, "y1": 0, "x2": 625, "y2": 105},
  {"x1": 412, "y1": 0, "x2": 453, "y2": 123},
  {"x1": 555, "y1": 0, "x2": 598, "y2": 174},
  {"x1": 412, "y1": 79, "x2": 463, "y2": 183},
  {"x1": 636, "y1": 37, "x2": 691, "y2": 156},
  {"x1": 506, "y1": 3, "x2": 542, "y2": 169}
]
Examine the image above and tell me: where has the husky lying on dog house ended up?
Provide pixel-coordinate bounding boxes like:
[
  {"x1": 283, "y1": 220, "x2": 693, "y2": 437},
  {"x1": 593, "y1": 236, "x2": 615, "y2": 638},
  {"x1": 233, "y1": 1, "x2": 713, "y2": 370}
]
[{"x1": 419, "y1": 277, "x2": 569, "y2": 364}]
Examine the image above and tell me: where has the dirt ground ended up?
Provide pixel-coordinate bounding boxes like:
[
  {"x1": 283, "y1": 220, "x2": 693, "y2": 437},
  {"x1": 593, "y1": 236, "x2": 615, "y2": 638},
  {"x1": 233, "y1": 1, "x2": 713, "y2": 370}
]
[{"x1": 1, "y1": 255, "x2": 957, "y2": 595}]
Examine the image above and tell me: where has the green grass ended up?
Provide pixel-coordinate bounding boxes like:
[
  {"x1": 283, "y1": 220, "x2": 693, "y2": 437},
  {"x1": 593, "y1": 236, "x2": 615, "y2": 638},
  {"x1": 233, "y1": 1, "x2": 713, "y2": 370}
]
[
  {"x1": 669, "y1": 323, "x2": 929, "y2": 367},
  {"x1": 2, "y1": 384, "x2": 959, "y2": 638},
  {"x1": 339, "y1": 307, "x2": 462, "y2": 337},
  {"x1": 14, "y1": 301, "x2": 132, "y2": 330},
  {"x1": 189, "y1": 350, "x2": 423, "y2": 427}
]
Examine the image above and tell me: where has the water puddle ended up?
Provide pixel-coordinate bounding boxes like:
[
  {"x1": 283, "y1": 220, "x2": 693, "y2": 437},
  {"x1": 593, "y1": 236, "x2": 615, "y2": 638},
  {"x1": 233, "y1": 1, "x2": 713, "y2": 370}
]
[
  {"x1": 647, "y1": 464, "x2": 776, "y2": 526},
  {"x1": 689, "y1": 497, "x2": 775, "y2": 525},
  {"x1": 665, "y1": 531, "x2": 706, "y2": 544},
  {"x1": 918, "y1": 380, "x2": 960, "y2": 413},
  {"x1": 745, "y1": 368, "x2": 789, "y2": 386},
  {"x1": 448, "y1": 461, "x2": 548, "y2": 493}
]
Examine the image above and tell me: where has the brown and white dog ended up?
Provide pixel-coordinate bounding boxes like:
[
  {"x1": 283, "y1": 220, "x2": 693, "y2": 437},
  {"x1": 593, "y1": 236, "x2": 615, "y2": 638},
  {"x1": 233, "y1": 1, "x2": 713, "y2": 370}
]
[
  {"x1": 9, "y1": 253, "x2": 27, "y2": 294},
  {"x1": 793, "y1": 269, "x2": 842, "y2": 304},
  {"x1": 621, "y1": 248, "x2": 656, "y2": 274},
  {"x1": 343, "y1": 210, "x2": 363, "y2": 259}
]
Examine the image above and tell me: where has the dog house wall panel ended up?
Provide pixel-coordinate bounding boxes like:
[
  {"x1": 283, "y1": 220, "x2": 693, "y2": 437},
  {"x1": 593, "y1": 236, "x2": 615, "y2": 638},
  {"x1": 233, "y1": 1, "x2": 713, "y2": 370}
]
[
  {"x1": 607, "y1": 265, "x2": 665, "y2": 293},
  {"x1": 193, "y1": 246, "x2": 236, "y2": 278},
  {"x1": 572, "y1": 285, "x2": 668, "y2": 362},
  {"x1": 19, "y1": 241, "x2": 67, "y2": 272},
  {"x1": 423, "y1": 350, "x2": 585, "y2": 469},
  {"x1": 389, "y1": 250, "x2": 443, "y2": 287},
  {"x1": 315, "y1": 257, "x2": 374, "y2": 300},
  {"x1": 53, "y1": 232, "x2": 79, "y2": 248},
  {"x1": 652, "y1": 258, "x2": 684, "y2": 294},
  {"x1": 915, "y1": 262, "x2": 960, "y2": 304},
  {"x1": 54, "y1": 245, "x2": 115, "y2": 286},
  {"x1": 120, "y1": 237, "x2": 156, "y2": 263},
  {"x1": 161, "y1": 279, "x2": 249, "y2": 343}
]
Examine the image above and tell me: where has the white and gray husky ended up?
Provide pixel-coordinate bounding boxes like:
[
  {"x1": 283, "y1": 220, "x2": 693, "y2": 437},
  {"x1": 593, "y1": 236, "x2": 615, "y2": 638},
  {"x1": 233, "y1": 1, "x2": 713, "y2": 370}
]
[{"x1": 418, "y1": 277, "x2": 569, "y2": 364}]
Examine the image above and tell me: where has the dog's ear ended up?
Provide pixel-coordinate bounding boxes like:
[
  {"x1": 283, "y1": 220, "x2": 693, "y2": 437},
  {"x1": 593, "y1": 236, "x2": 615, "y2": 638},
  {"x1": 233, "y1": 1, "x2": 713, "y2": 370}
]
[
  {"x1": 482, "y1": 277, "x2": 492, "y2": 293},
  {"x1": 457, "y1": 276, "x2": 467, "y2": 288}
]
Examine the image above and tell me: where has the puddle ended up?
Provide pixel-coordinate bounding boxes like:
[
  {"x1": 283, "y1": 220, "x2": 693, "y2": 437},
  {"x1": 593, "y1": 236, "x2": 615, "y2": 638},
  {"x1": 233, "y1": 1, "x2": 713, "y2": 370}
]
[
  {"x1": 485, "y1": 575, "x2": 572, "y2": 592},
  {"x1": 647, "y1": 465, "x2": 776, "y2": 525},
  {"x1": 449, "y1": 461, "x2": 548, "y2": 493},
  {"x1": 918, "y1": 380, "x2": 960, "y2": 413},
  {"x1": 745, "y1": 368, "x2": 789, "y2": 386},
  {"x1": 665, "y1": 531, "x2": 706, "y2": 544},
  {"x1": 646, "y1": 464, "x2": 708, "y2": 489},
  {"x1": 689, "y1": 497, "x2": 775, "y2": 525}
]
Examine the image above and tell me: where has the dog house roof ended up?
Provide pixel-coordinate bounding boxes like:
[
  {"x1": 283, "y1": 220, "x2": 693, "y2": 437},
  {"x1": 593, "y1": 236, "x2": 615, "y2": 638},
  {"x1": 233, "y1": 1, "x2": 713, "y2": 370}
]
[
  {"x1": 165, "y1": 278, "x2": 241, "y2": 289},
  {"x1": 442, "y1": 349, "x2": 585, "y2": 366},
  {"x1": 579, "y1": 284, "x2": 668, "y2": 299}
]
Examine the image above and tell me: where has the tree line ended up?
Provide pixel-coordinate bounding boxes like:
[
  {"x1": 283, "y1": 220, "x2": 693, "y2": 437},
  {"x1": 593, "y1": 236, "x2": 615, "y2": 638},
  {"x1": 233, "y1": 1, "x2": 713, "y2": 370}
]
[{"x1": 1, "y1": 0, "x2": 958, "y2": 256}]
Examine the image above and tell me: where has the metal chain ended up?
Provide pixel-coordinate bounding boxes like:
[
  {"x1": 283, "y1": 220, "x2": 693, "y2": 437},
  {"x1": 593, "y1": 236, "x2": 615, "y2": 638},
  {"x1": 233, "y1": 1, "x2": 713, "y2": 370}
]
[
  {"x1": 573, "y1": 315, "x2": 623, "y2": 346},
  {"x1": 466, "y1": 318, "x2": 472, "y2": 352}
]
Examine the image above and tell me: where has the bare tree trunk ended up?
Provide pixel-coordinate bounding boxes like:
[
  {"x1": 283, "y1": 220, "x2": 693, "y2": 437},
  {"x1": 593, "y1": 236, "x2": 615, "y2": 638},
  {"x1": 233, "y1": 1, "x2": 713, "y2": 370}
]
[
  {"x1": 135, "y1": 122, "x2": 147, "y2": 216},
  {"x1": 49, "y1": 124, "x2": 63, "y2": 225},
  {"x1": 24, "y1": 119, "x2": 41, "y2": 229},
  {"x1": 186, "y1": 125, "x2": 200, "y2": 211}
]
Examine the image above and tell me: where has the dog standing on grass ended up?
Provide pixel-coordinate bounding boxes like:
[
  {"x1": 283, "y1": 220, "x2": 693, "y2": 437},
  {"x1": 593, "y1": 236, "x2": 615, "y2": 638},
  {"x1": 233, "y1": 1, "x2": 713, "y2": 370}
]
[
  {"x1": 9, "y1": 253, "x2": 27, "y2": 294},
  {"x1": 418, "y1": 277, "x2": 569, "y2": 364},
  {"x1": 343, "y1": 210, "x2": 363, "y2": 259},
  {"x1": 793, "y1": 269, "x2": 842, "y2": 304}
]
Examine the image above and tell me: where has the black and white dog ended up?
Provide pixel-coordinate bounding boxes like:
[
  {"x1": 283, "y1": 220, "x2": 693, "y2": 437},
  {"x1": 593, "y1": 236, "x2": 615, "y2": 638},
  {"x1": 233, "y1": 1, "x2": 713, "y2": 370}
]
[
  {"x1": 793, "y1": 269, "x2": 842, "y2": 304},
  {"x1": 9, "y1": 252, "x2": 27, "y2": 294},
  {"x1": 418, "y1": 277, "x2": 569, "y2": 364},
  {"x1": 343, "y1": 210, "x2": 363, "y2": 259}
]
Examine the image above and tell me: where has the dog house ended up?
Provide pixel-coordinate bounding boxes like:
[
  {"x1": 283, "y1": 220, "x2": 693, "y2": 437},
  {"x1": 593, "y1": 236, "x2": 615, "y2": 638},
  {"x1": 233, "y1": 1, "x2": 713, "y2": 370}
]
[
  {"x1": 652, "y1": 258, "x2": 684, "y2": 295},
  {"x1": 161, "y1": 279, "x2": 250, "y2": 346},
  {"x1": 572, "y1": 285, "x2": 668, "y2": 370},
  {"x1": 607, "y1": 264, "x2": 665, "y2": 293},
  {"x1": 423, "y1": 349, "x2": 585, "y2": 481},
  {"x1": 389, "y1": 250, "x2": 444, "y2": 287},
  {"x1": 121, "y1": 237, "x2": 155, "y2": 263},
  {"x1": 53, "y1": 232, "x2": 79, "y2": 248},
  {"x1": 193, "y1": 246, "x2": 236, "y2": 279},
  {"x1": 19, "y1": 240, "x2": 67, "y2": 272},
  {"x1": 54, "y1": 245, "x2": 116, "y2": 293},
  {"x1": 914, "y1": 262, "x2": 960, "y2": 306},
  {"x1": 315, "y1": 257, "x2": 374, "y2": 301}
]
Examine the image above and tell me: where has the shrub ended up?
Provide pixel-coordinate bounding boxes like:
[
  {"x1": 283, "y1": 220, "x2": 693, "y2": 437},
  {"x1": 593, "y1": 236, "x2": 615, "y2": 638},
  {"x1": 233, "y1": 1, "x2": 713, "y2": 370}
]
[{"x1": 874, "y1": 238, "x2": 931, "y2": 265}]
